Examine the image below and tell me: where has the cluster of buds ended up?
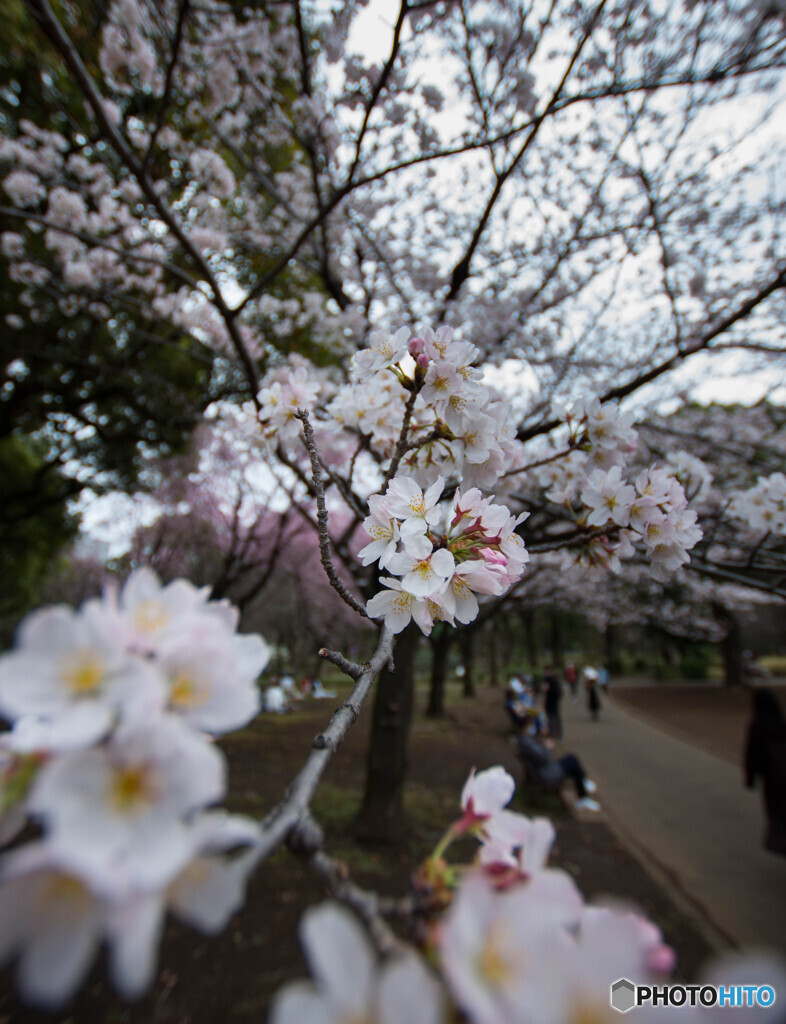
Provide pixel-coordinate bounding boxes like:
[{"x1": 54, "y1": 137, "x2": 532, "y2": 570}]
[
  {"x1": 361, "y1": 476, "x2": 529, "y2": 634},
  {"x1": 0, "y1": 569, "x2": 267, "y2": 1006}
]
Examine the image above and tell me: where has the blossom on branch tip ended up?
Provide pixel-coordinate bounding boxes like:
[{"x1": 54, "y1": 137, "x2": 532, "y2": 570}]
[
  {"x1": 383, "y1": 475, "x2": 445, "y2": 525},
  {"x1": 460, "y1": 767, "x2": 516, "y2": 827},
  {"x1": 387, "y1": 547, "x2": 455, "y2": 600},
  {"x1": 581, "y1": 466, "x2": 636, "y2": 527},
  {"x1": 352, "y1": 326, "x2": 410, "y2": 380},
  {"x1": 358, "y1": 494, "x2": 402, "y2": 569},
  {"x1": 366, "y1": 578, "x2": 442, "y2": 635}
]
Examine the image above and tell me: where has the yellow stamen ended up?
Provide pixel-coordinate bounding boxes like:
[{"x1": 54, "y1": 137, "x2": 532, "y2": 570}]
[
  {"x1": 60, "y1": 650, "x2": 105, "y2": 695},
  {"x1": 170, "y1": 672, "x2": 207, "y2": 709},
  {"x1": 477, "y1": 925, "x2": 513, "y2": 987},
  {"x1": 133, "y1": 599, "x2": 170, "y2": 634},
  {"x1": 110, "y1": 765, "x2": 155, "y2": 813}
]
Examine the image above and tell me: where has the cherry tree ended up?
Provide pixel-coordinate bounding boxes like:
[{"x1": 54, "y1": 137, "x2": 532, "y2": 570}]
[{"x1": 1, "y1": 0, "x2": 786, "y2": 1016}]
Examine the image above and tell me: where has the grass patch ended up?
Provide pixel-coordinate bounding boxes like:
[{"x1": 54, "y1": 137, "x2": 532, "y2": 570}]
[
  {"x1": 311, "y1": 782, "x2": 362, "y2": 831},
  {"x1": 513, "y1": 784, "x2": 567, "y2": 817}
]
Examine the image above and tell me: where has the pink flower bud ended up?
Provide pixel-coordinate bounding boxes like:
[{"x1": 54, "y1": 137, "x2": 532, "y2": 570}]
[
  {"x1": 416, "y1": 353, "x2": 430, "y2": 369},
  {"x1": 648, "y1": 944, "x2": 677, "y2": 976},
  {"x1": 409, "y1": 336, "x2": 425, "y2": 356},
  {"x1": 482, "y1": 549, "x2": 507, "y2": 566}
]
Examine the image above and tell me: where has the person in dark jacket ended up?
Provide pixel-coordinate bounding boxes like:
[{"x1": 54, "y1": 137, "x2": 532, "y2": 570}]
[
  {"x1": 543, "y1": 667, "x2": 563, "y2": 740},
  {"x1": 744, "y1": 688, "x2": 786, "y2": 857}
]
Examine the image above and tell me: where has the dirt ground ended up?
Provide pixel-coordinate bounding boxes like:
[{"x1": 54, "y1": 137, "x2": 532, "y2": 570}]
[
  {"x1": 0, "y1": 680, "x2": 718, "y2": 1024},
  {"x1": 611, "y1": 679, "x2": 786, "y2": 766}
]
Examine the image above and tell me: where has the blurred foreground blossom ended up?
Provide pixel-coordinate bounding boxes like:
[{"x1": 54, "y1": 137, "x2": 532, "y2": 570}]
[
  {"x1": 269, "y1": 902, "x2": 444, "y2": 1024},
  {"x1": 0, "y1": 568, "x2": 267, "y2": 1006}
]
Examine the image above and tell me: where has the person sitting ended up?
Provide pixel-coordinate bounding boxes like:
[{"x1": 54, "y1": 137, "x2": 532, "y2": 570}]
[
  {"x1": 311, "y1": 678, "x2": 336, "y2": 699},
  {"x1": 262, "y1": 684, "x2": 288, "y2": 714},
  {"x1": 516, "y1": 721, "x2": 600, "y2": 811}
]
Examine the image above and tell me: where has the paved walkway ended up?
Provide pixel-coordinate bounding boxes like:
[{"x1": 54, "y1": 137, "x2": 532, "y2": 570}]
[{"x1": 561, "y1": 692, "x2": 786, "y2": 955}]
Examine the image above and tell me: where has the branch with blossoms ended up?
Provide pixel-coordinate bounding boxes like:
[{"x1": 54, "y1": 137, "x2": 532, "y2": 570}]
[
  {"x1": 270, "y1": 764, "x2": 786, "y2": 1024},
  {"x1": 0, "y1": 323, "x2": 742, "y2": 1012}
]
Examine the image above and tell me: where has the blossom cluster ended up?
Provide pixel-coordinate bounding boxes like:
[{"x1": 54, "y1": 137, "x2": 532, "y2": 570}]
[
  {"x1": 536, "y1": 396, "x2": 640, "y2": 504},
  {"x1": 273, "y1": 766, "x2": 785, "y2": 1024},
  {"x1": 0, "y1": 569, "x2": 268, "y2": 1007},
  {"x1": 727, "y1": 473, "x2": 786, "y2": 537},
  {"x1": 361, "y1": 476, "x2": 529, "y2": 635},
  {"x1": 355, "y1": 326, "x2": 522, "y2": 490},
  {"x1": 255, "y1": 325, "x2": 524, "y2": 492},
  {"x1": 533, "y1": 397, "x2": 702, "y2": 581},
  {"x1": 581, "y1": 465, "x2": 702, "y2": 581}
]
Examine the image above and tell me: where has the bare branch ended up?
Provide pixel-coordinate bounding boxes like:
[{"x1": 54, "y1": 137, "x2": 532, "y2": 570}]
[
  {"x1": 518, "y1": 266, "x2": 786, "y2": 442},
  {"x1": 143, "y1": 0, "x2": 191, "y2": 172}
]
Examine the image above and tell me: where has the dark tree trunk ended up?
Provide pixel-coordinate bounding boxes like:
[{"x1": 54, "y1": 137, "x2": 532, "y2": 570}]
[
  {"x1": 427, "y1": 625, "x2": 451, "y2": 717},
  {"x1": 550, "y1": 611, "x2": 564, "y2": 667},
  {"x1": 714, "y1": 604, "x2": 744, "y2": 688},
  {"x1": 357, "y1": 624, "x2": 418, "y2": 841},
  {"x1": 461, "y1": 627, "x2": 475, "y2": 698},
  {"x1": 604, "y1": 623, "x2": 617, "y2": 670},
  {"x1": 521, "y1": 609, "x2": 538, "y2": 667}
]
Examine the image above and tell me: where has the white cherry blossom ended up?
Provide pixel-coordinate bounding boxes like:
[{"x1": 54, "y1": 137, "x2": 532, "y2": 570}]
[
  {"x1": 0, "y1": 603, "x2": 165, "y2": 739},
  {"x1": 270, "y1": 902, "x2": 444, "y2": 1024},
  {"x1": 29, "y1": 715, "x2": 226, "y2": 888}
]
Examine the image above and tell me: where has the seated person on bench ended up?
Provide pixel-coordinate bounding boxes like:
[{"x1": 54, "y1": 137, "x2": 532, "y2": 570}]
[{"x1": 516, "y1": 721, "x2": 600, "y2": 811}]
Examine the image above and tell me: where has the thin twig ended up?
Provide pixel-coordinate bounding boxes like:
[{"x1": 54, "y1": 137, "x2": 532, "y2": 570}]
[
  {"x1": 319, "y1": 647, "x2": 366, "y2": 680},
  {"x1": 382, "y1": 380, "x2": 422, "y2": 488},
  {"x1": 296, "y1": 409, "x2": 369, "y2": 618}
]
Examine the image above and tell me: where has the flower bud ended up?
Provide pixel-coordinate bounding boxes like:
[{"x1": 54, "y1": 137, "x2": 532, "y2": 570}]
[
  {"x1": 409, "y1": 336, "x2": 425, "y2": 357},
  {"x1": 416, "y1": 353, "x2": 430, "y2": 370}
]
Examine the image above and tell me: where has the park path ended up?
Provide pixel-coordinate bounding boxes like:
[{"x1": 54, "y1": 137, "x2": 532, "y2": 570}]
[{"x1": 561, "y1": 690, "x2": 786, "y2": 955}]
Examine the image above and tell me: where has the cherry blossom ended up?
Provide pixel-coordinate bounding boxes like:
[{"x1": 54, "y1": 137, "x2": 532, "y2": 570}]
[
  {"x1": 459, "y1": 766, "x2": 516, "y2": 827},
  {"x1": 269, "y1": 902, "x2": 444, "y2": 1024},
  {"x1": 0, "y1": 603, "x2": 165, "y2": 742},
  {"x1": 352, "y1": 326, "x2": 411, "y2": 380},
  {"x1": 28, "y1": 714, "x2": 226, "y2": 888}
]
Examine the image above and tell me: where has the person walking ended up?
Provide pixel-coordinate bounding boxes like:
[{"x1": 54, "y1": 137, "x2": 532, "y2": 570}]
[
  {"x1": 565, "y1": 660, "x2": 578, "y2": 702},
  {"x1": 584, "y1": 666, "x2": 601, "y2": 721},
  {"x1": 744, "y1": 687, "x2": 786, "y2": 857}
]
